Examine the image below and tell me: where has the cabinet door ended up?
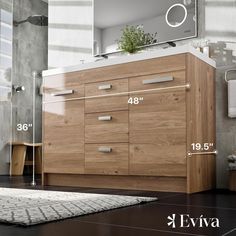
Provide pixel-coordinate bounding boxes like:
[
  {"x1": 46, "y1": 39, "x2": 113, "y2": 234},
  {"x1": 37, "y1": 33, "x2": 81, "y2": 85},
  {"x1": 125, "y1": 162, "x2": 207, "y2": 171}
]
[
  {"x1": 43, "y1": 100, "x2": 84, "y2": 174},
  {"x1": 129, "y1": 90, "x2": 187, "y2": 177}
]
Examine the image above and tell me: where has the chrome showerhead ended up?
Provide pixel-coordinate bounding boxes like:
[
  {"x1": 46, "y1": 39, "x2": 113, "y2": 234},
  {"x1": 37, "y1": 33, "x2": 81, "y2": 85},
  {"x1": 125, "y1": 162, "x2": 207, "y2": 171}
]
[{"x1": 14, "y1": 15, "x2": 48, "y2": 27}]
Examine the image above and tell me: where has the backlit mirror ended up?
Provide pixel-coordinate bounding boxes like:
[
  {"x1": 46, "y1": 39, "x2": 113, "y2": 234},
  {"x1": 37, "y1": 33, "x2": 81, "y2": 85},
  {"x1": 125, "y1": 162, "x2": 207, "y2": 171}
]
[
  {"x1": 165, "y1": 4, "x2": 187, "y2": 28},
  {"x1": 94, "y1": 0, "x2": 197, "y2": 56}
]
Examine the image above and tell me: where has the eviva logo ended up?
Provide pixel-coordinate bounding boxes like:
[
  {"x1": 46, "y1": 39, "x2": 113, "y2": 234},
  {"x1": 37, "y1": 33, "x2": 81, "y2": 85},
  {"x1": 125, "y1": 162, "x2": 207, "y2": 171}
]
[{"x1": 167, "y1": 214, "x2": 220, "y2": 228}]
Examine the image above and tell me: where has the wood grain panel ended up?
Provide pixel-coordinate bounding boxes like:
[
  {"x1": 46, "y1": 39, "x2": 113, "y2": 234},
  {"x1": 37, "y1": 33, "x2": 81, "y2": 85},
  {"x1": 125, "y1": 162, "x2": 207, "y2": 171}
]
[
  {"x1": 82, "y1": 54, "x2": 186, "y2": 84},
  {"x1": 10, "y1": 145, "x2": 27, "y2": 175},
  {"x1": 85, "y1": 78, "x2": 128, "y2": 96},
  {"x1": 129, "y1": 70, "x2": 186, "y2": 91},
  {"x1": 129, "y1": 90, "x2": 186, "y2": 177},
  {"x1": 130, "y1": 110, "x2": 186, "y2": 132},
  {"x1": 85, "y1": 111, "x2": 128, "y2": 143},
  {"x1": 44, "y1": 173, "x2": 187, "y2": 192},
  {"x1": 85, "y1": 143, "x2": 128, "y2": 175},
  {"x1": 186, "y1": 53, "x2": 216, "y2": 193},
  {"x1": 43, "y1": 153, "x2": 84, "y2": 174},
  {"x1": 130, "y1": 144, "x2": 186, "y2": 176},
  {"x1": 85, "y1": 96, "x2": 128, "y2": 113},
  {"x1": 229, "y1": 171, "x2": 236, "y2": 191},
  {"x1": 44, "y1": 101, "x2": 84, "y2": 126},
  {"x1": 85, "y1": 79, "x2": 128, "y2": 113},
  {"x1": 43, "y1": 73, "x2": 84, "y2": 102},
  {"x1": 43, "y1": 100, "x2": 84, "y2": 174},
  {"x1": 129, "y1": 90, "x2": 186, "y2": 113},
  {"x1": 130, "y1": 129, "x2": 186, "y2": 146}
]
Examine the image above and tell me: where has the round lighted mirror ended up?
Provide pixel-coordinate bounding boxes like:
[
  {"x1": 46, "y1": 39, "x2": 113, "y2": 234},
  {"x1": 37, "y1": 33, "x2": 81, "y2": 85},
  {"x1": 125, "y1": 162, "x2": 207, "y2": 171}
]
[{"x1": 165, "y1": 3, "x2": 187, "y2": 28}]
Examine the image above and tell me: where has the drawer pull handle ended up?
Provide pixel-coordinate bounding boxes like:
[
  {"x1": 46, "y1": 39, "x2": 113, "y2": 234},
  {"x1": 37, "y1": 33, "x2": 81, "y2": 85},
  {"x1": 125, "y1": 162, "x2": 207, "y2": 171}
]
[
  {"x1": 51, "y1": 89, "x2": 74, "y2": 96},
  {"x1": 98, "y1": 84, "x2": 112, "y2": 90},
  {"x1": 98, "y1": 147, "x2": 112, "y2": 153},
  {"x1": 142, "y1": 76, "x2": 174, "y2": 85},
  {"x1": 98, "y1": 116, "x2": 112, "y2": 121}
]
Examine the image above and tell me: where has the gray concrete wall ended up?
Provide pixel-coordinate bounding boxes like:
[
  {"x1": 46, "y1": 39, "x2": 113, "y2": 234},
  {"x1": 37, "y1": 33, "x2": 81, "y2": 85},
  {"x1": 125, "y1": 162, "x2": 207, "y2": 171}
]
[{"x1": 12, "y1": 0, "x2": 48, "y2": 146}]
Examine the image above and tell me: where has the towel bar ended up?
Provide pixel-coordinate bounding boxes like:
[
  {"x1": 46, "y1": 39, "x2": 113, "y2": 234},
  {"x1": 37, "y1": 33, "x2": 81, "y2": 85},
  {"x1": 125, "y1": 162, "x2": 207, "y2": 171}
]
[
  {"x1": 225, "y1": 69, "x2": 236, "y2": 83},
  {"x1": 43, "y1": 83, "x2": 191, "y2": 104}
]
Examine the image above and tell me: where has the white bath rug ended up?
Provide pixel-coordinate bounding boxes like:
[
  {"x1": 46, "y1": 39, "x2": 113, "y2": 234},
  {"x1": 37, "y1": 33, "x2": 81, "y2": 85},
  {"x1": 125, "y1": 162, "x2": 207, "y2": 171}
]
[{"x1": 0, "y1": 188, "x2": 157, "y2": 226}]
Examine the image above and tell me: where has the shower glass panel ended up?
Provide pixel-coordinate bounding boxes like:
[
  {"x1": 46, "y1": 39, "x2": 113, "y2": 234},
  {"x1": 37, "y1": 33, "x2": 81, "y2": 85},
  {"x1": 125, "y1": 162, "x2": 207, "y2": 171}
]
[{"x1": 0, "y1": 0, "x2": 13, "y2": 175}]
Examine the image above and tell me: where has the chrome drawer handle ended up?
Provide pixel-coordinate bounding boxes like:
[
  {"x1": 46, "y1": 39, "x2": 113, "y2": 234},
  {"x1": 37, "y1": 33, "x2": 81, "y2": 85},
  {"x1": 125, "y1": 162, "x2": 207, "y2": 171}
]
[
  {"x1": 98, "y1": 84, "x2": 112, "y2": 90},
  {"x1": 98, "y1": 116, "x2": 112, "y2": 121},
  {"x1": 51, "y1": 89, "x2": 74, "y2": 96},
  {"x1": 142, "y1": 76, "x2": 174, "y2": 85},
  {"x1": 98, "y1": 147, "x2": 112, "y2": 153}
]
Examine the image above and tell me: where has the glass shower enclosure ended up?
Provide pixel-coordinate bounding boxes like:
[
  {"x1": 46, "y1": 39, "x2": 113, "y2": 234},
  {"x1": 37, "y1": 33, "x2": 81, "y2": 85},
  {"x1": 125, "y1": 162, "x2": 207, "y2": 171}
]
[{"x1": 0, "y1": 0, "x2": 12, "y2": 175}]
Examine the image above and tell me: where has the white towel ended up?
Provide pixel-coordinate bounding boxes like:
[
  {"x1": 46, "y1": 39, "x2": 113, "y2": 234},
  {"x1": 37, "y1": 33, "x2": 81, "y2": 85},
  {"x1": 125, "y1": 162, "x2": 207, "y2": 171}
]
[{"x1": 228, "y1": 80, "x2": 236, "y2": 118}]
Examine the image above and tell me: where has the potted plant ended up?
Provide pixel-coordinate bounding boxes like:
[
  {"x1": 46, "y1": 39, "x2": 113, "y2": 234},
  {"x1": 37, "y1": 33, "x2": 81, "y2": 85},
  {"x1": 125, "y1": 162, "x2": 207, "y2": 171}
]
[{"x1": 118, "y1": 25, "x2": 157, "y2": 54}]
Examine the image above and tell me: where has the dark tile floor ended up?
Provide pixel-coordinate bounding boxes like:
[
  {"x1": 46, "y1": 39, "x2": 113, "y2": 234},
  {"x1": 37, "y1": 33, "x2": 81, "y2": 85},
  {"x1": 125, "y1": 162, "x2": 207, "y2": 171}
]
[{"x1": 0, "y1": 175, "x2": 236, "y2": 236}]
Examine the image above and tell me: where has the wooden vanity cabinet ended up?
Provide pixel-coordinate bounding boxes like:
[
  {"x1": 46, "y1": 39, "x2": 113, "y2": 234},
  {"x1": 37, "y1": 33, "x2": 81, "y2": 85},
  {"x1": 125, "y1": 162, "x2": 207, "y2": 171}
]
[{"x1": 42, "y1": 53, "x2": 216, "y2": 193}]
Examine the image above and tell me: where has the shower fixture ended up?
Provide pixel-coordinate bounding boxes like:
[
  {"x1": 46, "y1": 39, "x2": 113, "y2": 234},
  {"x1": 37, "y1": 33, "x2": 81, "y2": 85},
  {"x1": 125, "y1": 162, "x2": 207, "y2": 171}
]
[
  {"x1": 14, "y1": 15, "x2": 48, "y2": 27},
  {"x1": 13, "y1": 85, "x2": 25, "y2": 93}
]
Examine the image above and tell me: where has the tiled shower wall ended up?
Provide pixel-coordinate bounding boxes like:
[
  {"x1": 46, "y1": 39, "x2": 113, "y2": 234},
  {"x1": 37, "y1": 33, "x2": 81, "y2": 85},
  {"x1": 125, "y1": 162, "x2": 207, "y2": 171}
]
[{"x1": 12, "y1": 1, "x2": 48, "y2": 147}]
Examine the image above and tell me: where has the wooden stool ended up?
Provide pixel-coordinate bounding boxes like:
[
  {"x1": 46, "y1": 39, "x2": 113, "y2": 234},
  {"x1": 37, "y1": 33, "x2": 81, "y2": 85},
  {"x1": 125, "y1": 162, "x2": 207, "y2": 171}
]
[
  {"x1": 10, "y1": 142, "x2": 42, "y2": 176},
  {"x1": 229, "y1": 171, "x2": 236, "y2": 191}
]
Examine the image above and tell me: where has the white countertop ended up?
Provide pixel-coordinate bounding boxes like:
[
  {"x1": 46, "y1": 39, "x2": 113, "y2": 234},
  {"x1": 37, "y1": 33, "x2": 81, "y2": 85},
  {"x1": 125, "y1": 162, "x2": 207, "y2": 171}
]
[{"x1": 42, "y1": 45, "x2": 216, "y2": 77}]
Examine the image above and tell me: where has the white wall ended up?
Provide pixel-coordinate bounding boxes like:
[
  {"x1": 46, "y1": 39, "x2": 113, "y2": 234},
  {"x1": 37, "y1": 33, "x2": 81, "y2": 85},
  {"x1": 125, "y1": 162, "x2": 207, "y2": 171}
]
[{"x1": 48, "y1": 0, "x2": 93, "y2": 68}]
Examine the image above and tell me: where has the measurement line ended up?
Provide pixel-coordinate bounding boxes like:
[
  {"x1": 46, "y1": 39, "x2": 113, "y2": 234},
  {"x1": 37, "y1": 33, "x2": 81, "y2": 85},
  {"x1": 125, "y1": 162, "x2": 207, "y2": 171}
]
[
  {"x1": 32, "y1": 72, "x2": 36, "y2": 186},
  {"x1": 187, "y1": 150, "x2": 218, "y2": 156},
  {"x1": 43, "y1": 83, "x2": 191, "y2": 104}
]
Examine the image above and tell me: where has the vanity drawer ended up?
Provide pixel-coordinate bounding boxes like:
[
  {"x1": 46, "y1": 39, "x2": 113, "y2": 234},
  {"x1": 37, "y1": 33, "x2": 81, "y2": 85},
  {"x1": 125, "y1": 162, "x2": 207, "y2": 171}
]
[
  {"x1": 85, "y1": 78, "x2": 128, "y2": 113},
  {"x1": 85, "y1": 78, "x2": 128, "y2": 97},
  {"x1": 85, "y1": 143, "x2": 128, "y2": 175},
  {"x1": 85, "y1": 96, "x2": 128, "y2": 113},
  {"x1": 129, "y1": 70, "x2": 186, "y2": 92},
  {"x1": 85, "y1": 111, "x2": 128, "y2": 143},
  {"x1": 43, "y1": 76, "x2": 84, "y2": 102}
]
